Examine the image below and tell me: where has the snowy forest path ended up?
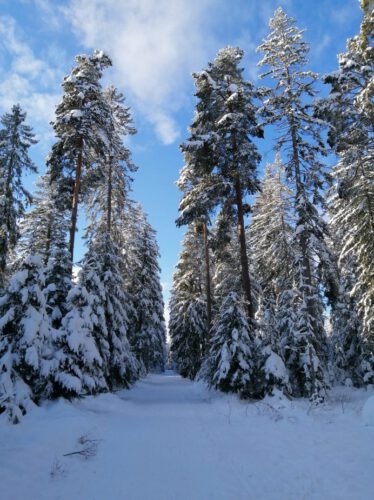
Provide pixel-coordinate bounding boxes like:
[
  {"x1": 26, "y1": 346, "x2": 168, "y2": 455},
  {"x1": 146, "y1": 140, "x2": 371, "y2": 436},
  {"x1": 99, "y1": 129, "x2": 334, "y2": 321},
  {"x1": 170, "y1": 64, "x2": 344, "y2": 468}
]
[{"x1": 1, "y1": 372, "x2": 374, "y2": 500}]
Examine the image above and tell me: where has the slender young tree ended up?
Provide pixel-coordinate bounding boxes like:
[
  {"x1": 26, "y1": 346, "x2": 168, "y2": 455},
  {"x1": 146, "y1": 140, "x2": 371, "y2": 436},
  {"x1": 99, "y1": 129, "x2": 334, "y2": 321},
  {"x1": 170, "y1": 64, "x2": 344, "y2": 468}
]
[
  {"x1": 0, "y1": 104, "x2": 37, "y2": 287},
  {"x1": 257, "y1": 8, "x2": 332, "y2": 399},
  {"x1": 248, "y1": 155, "x2": 295, "y2": 395}
]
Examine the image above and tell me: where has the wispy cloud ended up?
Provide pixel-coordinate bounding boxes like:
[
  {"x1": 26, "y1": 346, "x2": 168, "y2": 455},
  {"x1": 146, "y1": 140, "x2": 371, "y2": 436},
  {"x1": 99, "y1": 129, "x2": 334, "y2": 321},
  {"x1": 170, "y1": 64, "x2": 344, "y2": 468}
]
[
  {"x1": 331, "y1": 3, "x2": 359, "y2": 25},
  {"x1": 313, "y1": 33, "x2": 332, "y2": 58},
  {"x1": 0, "y1": 15, "x2": 60, "y2": 136},
  {"x1": 62, "y1": 0, "x2": 216, "y2": 145}
]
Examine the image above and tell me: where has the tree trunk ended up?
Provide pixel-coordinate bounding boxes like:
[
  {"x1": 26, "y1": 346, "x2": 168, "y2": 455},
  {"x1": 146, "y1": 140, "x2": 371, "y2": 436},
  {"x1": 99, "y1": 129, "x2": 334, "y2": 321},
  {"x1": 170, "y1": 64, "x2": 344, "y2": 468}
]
[
  {"x1": 234, "y1": 176, "x2": 254, "y2": 319},
  {"x1": 202, "y1": 221, "x2": 212, "y2": 336},
  {"x1": 107, "y1": 156, "x2": 113, "y2": 234},
  {"x1": 69, "y1": 140, "x2": 83, "y2": 263},
  {"x1": 289, "y1": 116, "x2": 320, "y2": 341},
  {"x1": 44, "y1": 216, "x2": 53, "y2": 266}
]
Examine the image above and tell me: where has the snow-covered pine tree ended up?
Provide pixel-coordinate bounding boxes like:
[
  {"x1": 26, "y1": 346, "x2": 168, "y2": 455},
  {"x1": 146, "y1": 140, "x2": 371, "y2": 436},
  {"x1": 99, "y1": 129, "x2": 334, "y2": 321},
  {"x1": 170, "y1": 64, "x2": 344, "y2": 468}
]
[
  {"x1": 329, "y1": 263, "x2": 364, "y2": 386},
  {"x1": 212, "y1": 210, "x2": 242, "y2": 311},
  {"x1": 0, "y1": 104, "x2": 37, "y2": 287},
  {"x1": 0, "y1": 332, "x2": 33, "y2": 424},
  {"x1": 44, "y1": 210, "x2": 72, "y2": 330},
  {"x1": 203, "y1": 292, "x2": 255, "y2": 394},
  {"x1": 54, "y1": 282, "x2": 107, "y2": 398},
  {"x1": 14, "y1": 163, "x2": 73, "y2": 331},
  {"x1": 169, "y1": 223, "x2": 207, "y2": 378},
  {"x1": 124, "y1": 205, "x2": 166, "y2": 373},
  {"x1": 257, "y1": 8, "x2": 332, "y2": 400},
  {"x1": 15, "y1": 175, "x2": 54, "y2": 266},
  {"x1": 192, "y1": 47, "x2": 262, "y2": 319},
  {"x1": 76, "y1": 82, "x2": 141, "y2": 387},
  {"x1": 318, "y1": 3, "x2": 374, "y2": 379},
  {"x1": 249, "y1": 155, "x2": 293, "y2": 394},
  {"x1": 50, "y1": 50, "x2": 112, "y2": 262},
  {"x1": 81, "y1": 229, "x2": 139, "y2": 389},
  {"x1": 0, "y1": 255, "x2": 56, "y2": 420}
]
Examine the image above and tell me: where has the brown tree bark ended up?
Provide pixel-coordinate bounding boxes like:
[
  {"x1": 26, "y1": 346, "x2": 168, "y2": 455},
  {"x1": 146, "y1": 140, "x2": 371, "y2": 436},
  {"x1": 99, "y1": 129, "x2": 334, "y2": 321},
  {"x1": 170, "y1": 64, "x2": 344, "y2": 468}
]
[
  {"x1": 234, "y1": 176, "x2": 254, "y2": 319},
  {"x1": 69, "y1": 139, "x2": 83, "y2": 263},
  {"x1": 107, "y1": 156, "x2": 113, "y2": 234},
  {"x1": 202, "y1": 221, "x2": 212, "y2": 335}
]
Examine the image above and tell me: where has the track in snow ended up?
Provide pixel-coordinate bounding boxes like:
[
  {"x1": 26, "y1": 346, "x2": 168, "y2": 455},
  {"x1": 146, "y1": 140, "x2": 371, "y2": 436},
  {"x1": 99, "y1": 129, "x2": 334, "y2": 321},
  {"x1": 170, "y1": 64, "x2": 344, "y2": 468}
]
[{"x1": 1, "y1": 371, "x2": 373, "y2": 500}]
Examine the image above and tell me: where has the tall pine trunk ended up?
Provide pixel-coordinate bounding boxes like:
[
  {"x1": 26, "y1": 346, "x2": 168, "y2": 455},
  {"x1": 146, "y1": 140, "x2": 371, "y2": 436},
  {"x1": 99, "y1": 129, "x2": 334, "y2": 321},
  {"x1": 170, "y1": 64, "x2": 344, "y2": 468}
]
[
  {"x1": 235, "y1": 176, "x2": 254, "y2": 319},
  {"x1": 202, "y1": 221, "x2": 212, "y2": 337},
  {"x1": 69, "y1": 140, "x2": 83, "y2": 263},
  {"x1": 289, "y1": 117, "x2": 320, "y2": 338},
  {"x1": 107, "y1": 156, "x2": 113, "y2": 234}
]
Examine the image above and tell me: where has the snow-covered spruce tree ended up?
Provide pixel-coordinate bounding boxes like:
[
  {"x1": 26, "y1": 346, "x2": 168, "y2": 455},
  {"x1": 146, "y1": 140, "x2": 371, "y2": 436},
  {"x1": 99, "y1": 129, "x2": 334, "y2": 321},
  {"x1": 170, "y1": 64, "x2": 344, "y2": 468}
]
[
  {"x1": 0, "y1": 104, "x2": 37, "y2": 287},
  {"x1": 192, "y1": 47, "x2": 262, "y2": 319},
  {"x1": 44, "y1": 211, "x2": 72, "y2": 330},
  {"x1": 328, "y1": 257, "x2": 364, "y2": 386},
  {"x1": 318, "y1": 3, "x2": 374, "y2": 379},
  {"x1": 204, "y1": 292, "x2": 255, "y2": 394},
  {"x1": 257, "y1": 8, "x2": 333, "y2": 400},
  {"x1": 16, "y1": 169, "x2": 72, "y2": 330},
  {"x1": 81, "y1": 229, "x2": 139, "y2": 389},
  {"x1": 124, "y1": 205, "x2": 166, "y2": 373},
  {"x1": 15, "y1": 175, "x2": 54, "y2": 266},
  {"x1": 54, "y1": 282, "x2": 107, "y2": 398},
  {"x1": 248, "y1": 155, "x2": 294, "y2": 393},
  {"x1": 212, "y1": 209, "x2": 242, "y2": 311},
  {"x1": 0, "y1": 333, "x2": 33, "y2": 424},
  {"x1": 50, "y1": 50, "x2": 112, "y2": 262},
  {"x1": 78, "y1": 84, "x2": 142, "y2": 386},
  {"x1": 169, "y1": 223, "x2": 207, "y2": 379},
  {"x1": 0, "y1": 255, "x2": 56, "y2": 421},
  {"x1": 84, "y1": 85, "x2": 137, "y2": 241}
]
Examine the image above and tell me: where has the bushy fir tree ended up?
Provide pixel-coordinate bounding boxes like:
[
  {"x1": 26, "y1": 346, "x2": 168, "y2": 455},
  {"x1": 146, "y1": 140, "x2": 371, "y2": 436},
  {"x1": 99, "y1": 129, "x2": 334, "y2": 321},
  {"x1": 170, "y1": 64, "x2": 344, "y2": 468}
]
[
  {"x1": 55, "y1": 282, "x2": 107, "y2": 397},
  {"x1": 0, "y1": 104, "x2": 37, "y2": 287},
  {"x1": 203, "y1": 292, "x2": 255, "y2": 394},
  {"x1": 0, "y1": 255, "x2": 56, "y2": 420},
  {"x1": 249, "y1": 155, "x2": 293, "y2": 394},
  {"x1": 80, "y1": 226, "x2": 139, "y2": 389},
  {"x1": 211, "y1": 210, "x2": 242, "y2": 312},
  {"x1": 169, "y1": 223, "x2": 207, "y2": 378},
  {"x1": 130, "y1": 208, "x2": 166, "y2": 373}
]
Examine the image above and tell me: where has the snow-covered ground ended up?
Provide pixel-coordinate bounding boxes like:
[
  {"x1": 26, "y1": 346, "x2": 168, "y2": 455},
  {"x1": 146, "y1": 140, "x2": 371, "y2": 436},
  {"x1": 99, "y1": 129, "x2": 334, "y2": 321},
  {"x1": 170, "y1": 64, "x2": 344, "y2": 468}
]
[{"x1": 1, "y1": 371, "x2": 374, "y2": 500}]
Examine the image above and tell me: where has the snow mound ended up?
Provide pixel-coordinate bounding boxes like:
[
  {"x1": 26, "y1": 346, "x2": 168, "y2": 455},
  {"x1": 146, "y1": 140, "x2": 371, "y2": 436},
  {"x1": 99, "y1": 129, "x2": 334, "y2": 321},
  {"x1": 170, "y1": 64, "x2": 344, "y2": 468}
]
[{"x1": 362, "y1": 395, "x2": 374, "y2": 426}]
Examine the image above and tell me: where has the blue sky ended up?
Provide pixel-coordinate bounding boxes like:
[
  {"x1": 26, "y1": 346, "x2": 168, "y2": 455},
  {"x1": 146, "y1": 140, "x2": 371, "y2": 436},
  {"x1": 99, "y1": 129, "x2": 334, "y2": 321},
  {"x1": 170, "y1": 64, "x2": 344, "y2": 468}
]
[{"x1": 0, "y1": 0, "x2": 363, "y2": 315}]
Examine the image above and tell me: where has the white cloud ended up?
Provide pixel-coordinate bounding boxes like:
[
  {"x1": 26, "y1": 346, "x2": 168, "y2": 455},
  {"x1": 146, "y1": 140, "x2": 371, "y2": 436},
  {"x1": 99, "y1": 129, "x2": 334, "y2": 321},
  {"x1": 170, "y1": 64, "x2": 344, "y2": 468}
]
[
  {"x1": 63, "y1": 0, "x2": 215, "y2": 144},
  {"x1": 331, "y1": 4, "x2": 359, "y2": 25},
  {"x1": 0, "y1": 16, "x2": 60, "y2": 131},
  {"x1": 313, "y1": 34, "x2": 332, "y2": 58}
]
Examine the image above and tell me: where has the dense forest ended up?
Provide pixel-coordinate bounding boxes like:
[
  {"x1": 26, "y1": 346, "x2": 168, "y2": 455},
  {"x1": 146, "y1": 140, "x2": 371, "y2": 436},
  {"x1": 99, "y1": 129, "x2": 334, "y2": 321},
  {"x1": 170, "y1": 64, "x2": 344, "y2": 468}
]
[
  {"x1": 169, "y1": 4, "x2": 373, "y2": 402},
  {"x1": 0, "y1": 51, "x2": 167, "y2": 423},
  {"x1": 0, "y1": 3, "x2": 372, "y2": 424}
]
